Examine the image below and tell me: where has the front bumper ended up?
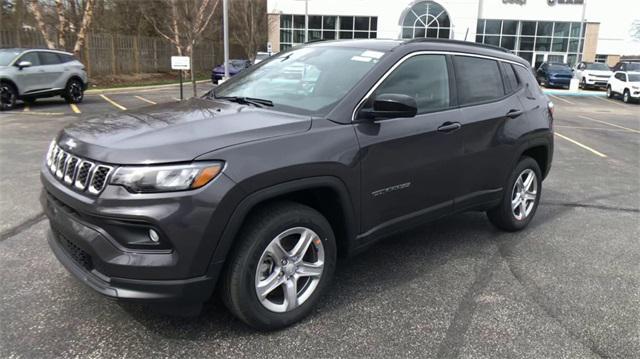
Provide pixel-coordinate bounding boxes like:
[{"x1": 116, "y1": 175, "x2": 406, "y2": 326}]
[
  {"x1": 584, "y1": 78, "x2": 608, "y2": 87},
  {"x1": 48, "y1": 229, "x2": 214, "y2": 302},
  {"x1": 40, "y1": 161, "x2": 240, "y2": 303},
  {"x1": 547, "y1": 78, "x2": 571, "y2": 87}
]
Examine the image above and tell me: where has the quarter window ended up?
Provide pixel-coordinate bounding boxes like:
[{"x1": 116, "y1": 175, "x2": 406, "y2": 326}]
[
  {"x1": 372, "y1": 55, "x2": 450, "y2": 114},
  {"x1": 453, "y1": 56, "x2": 504, "y2": 105},
  {"x1": 501, "y1": 62, "x2": 519, "y2": 94}
]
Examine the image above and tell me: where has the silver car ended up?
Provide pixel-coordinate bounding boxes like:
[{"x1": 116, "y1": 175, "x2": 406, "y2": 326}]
[{"x1": 0, "y1": 48, "x2": 88, "y2": 111}]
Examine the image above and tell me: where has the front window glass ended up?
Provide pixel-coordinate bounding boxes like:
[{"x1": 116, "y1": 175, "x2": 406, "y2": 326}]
[
  {"x1": 214, "y1": 46, "x2": 383, "y2": 115},
  {"x1": 18, "y1": 52, "x2": 40, "y2": 66},
  {"x1": 371, "y1": 54, "x2": 450, "y2": 114},
  {"x1": 0, "y1": 50, "x2": 21, "y2": 66}
]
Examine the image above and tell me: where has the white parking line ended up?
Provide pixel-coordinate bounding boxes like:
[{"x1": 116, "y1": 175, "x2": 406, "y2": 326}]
[
  {"x1": 548, "y1": 94, "x2": 575, "y2": 105},
  {"x1": 555, "y1": 132, "x2": 607, "y2": 158},
  {"x1": 578, "y1": 115, "x2": 640, "y2": 134},
  {"x1": 556, "y1": 125, "x2": 631, "y2": 133},
  {"x1": 592, "y1": 95, "x2": 627, "y2": 107},
  {"x1": 135, "y1": 96, "x2": 157, "y2": 105},
  {"x1": 100, "y1": 94, "x2": 127, "y2": 110}
]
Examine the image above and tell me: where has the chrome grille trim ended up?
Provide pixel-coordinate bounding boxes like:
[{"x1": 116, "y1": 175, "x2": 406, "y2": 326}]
[
  {"x1": 88, "y1": 165, "x2": 113, "y2": 194},
  {"x1": 46, "y1": 144, "x2": 114, "y2": 195},
  {"x1": 74, "y1": 161, "x2": 95, "y2": 191}
]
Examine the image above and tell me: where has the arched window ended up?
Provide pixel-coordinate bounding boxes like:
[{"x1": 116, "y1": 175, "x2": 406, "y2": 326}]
[{"x1": 401, "y1": 1, "x2": 451, "y2": 39}]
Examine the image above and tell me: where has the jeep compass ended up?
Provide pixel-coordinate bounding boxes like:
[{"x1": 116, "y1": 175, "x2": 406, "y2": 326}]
[{"x1": 41, "y1": 39, "x2": 553, "y2": 330}]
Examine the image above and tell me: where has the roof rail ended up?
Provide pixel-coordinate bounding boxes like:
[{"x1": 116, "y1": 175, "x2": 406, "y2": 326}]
[{"x1": 403, "y1": 38, "x2": 510, "y2": 53}]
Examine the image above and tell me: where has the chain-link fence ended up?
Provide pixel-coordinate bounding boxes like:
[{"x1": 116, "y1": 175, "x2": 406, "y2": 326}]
[{"x1": 0, "y1": 30, "x2": 216, "y2": 76}]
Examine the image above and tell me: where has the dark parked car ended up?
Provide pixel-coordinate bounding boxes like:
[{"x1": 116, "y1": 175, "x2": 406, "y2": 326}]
[
  {"x1": 536, "y1": 62, "x2": 573, "y2": 88},
  {"x1": 41, "y1": 39, "x2": 554, "y2": 330},
  {"x1": 611, "y1": 61, "x2": 640, "y2": 72},
  {"x1": 211, "y1": 59, "x2": 251, "y2": 84}
]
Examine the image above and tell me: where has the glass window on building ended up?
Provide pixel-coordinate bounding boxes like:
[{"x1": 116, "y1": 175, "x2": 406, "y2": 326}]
[
  {"x1": 476, "y1": 19, "x2": 585, "y2": 67},
  {"x1": 400, "y1": 1, "x2": 452, "y2": 39},
  {"x1": 279, "y1": 14, "x2": 377, "y2": 50},
  {"x1": 595, "y1": 54, "x2": 608, "y2": 63}
]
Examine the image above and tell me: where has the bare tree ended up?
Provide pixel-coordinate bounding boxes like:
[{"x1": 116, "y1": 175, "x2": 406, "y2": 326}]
[
  {"x1": 144, "y1": 0, "x2": 220, "y2": 97},
  {"x1": 230, "y1": 0, "x2": 267, "y2": 61},
  {"x1": 26, "y1": 0, "x2": 96, "y2": 57}
]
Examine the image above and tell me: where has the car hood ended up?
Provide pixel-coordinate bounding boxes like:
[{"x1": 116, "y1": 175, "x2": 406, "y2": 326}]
[
  {"x1": 57, "y1": 98, "x2": 311, "y2": 165},
  {"x1": 549, "y1": 70, "x2": 573, "y2": 76},
  {"x1": 584, "y1": 70, "x2": 612, "y2": 76}
]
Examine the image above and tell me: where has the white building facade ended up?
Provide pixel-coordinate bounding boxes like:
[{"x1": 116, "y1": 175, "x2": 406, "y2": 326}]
[{"x1": 267, "y1": 0, "x2": 640, "y2": 67}]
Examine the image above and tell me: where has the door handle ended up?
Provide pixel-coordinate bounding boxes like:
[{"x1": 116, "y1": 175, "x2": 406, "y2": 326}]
[
  {"x1": 437, "y1": 122, "x2": 461, "y2": 133},
  {"x1": 506, "y1": 109, "x2": 524, "y2": 118}
]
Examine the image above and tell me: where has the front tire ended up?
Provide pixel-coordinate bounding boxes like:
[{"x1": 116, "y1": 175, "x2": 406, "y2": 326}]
[
  {"x1": 487, "y1": 157, "x2": 542, "y2": 232},
  {"x1": 606, "y1": 86, "x2": 613, "y2": 98},
  {"x1": 63, "y1": 78, "x2": 84, "y2": 104},
  {"x1": 0, "y1": 81, "x2": 17, "y2": 111},
  {"x1": 623, "y1": 90, "x2": 631, "y2": 103},
  {"x1": 222, "y1": 201, "x2": 337, "y2": 330}
]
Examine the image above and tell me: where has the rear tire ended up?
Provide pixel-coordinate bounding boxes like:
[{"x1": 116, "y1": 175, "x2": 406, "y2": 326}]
[
  {"x1": 0, "y1": 81, "x2": 17, "y2": 111},
  {"x1": 63, "y1": 78, "x2": 84, "y2": 104},
  {"x1": 221, "y1": 201, "x2": 337, "y2": 330},
  {"x1": 487, "y1": 156, "x2": 542, "y2": 232}
]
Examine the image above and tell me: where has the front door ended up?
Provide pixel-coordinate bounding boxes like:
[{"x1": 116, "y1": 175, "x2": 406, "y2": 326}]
[{"x1": 355, "y1": 54, "x2": 462, "y2": 234}]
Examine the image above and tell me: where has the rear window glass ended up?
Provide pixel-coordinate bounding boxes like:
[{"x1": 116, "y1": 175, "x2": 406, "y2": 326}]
[
  {"x1": 39, "y1": 52, "x2": 62, "y2": 65},
  {"x1": 513, "y1": 65, "x2": 542, "y2": 98},
  {"x1": 453, "y1": 56, "x2": 504, "y2": 105}
]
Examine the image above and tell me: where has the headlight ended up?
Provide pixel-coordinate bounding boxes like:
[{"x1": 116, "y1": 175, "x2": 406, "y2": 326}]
[
  {"x1": 110, "y1": 162, "x2": 223, "y2": 193},
  {"x1": 633, "y1": 86, "x2": 639, "y2": 90}
]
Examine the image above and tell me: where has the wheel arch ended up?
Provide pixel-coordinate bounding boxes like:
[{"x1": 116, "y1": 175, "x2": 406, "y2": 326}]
[
  {"x1": 66, "y1": 75, "x2": 85, "y2": 88},
  {"x1": 206, "y1": 176, "x2": 358, "y2": 279},
  {"x1": 520, "y1": 143, "x2": 551, "y2": 179},
  {"x1": 0, "y1": 78, "x2": 20, "y2": 95}
]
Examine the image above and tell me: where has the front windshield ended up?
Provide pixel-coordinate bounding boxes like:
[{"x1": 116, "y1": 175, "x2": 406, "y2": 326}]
[
  {"x1": 213, "y1": 46, "x2": 384, "y2": 115},
  {"x1": 626, "y1": 63, "x2": 640, "y2": 71},
  {"x1": 629, "y1": 74, "x2": 640, "y2": 82},
  {"x1": 0, "y1": 50, "x2": 20, "y2": 66},
  {"x1": 586, "y1": 63, "x2": 610, "y2": 70},
  {"x1": 549, "y1": 65, "x2": 570, "y2": 71}
]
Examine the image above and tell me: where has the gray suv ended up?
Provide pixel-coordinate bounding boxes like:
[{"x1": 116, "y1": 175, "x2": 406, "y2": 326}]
[
  {"x1": 41, "y1": 39, "x2": 553, "y2": 330},
  {"x1": 0, "y1": 48, "x2": 88, "y2": 111}
]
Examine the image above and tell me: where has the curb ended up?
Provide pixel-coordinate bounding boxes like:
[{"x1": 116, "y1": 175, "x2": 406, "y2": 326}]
[
  {"x1": 85, "y1": 79, "x2": 211, "y2": 94},
  {"x1": 543, "y1": 89, "x2": 606, "y2": 97}
]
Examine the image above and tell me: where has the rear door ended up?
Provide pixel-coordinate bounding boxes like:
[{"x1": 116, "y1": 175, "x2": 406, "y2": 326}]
[
  {"x1": 37, "y1": 52, "x2": 65, "y2": 90},
  {"x1": 355, "y1": 54, "x2": 463, "y2": 234},
  {"x1": 451, "y1": 55, "x2": 525, "y2": 210}
]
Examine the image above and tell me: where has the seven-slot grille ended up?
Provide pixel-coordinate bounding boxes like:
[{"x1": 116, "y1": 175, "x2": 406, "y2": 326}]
[{"x1": 46, "y1": 142, "x2": 113, "y2": 195}]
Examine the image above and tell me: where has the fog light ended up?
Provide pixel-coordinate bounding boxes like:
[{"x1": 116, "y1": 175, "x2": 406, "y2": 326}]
[{"x1": 149, "y1": 229, "x2": 160, "y2": 243}]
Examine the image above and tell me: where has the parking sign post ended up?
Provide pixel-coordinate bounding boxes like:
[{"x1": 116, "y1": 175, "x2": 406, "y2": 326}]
[{"x1": 171, "y1": 56, "x2": 191, "y2": 100}]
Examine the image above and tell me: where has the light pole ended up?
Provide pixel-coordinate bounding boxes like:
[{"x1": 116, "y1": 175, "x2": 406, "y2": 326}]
[
  {"x1": 223, "y1": 0, "x2": 230, "y2": 80},
  {"x1": 576, "y1": 0, "x2": 587, "y2": 63}
]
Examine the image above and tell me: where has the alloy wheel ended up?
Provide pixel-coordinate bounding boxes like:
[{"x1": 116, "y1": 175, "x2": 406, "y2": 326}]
[
  {"x1": 255, "y1": 227, "x2": 324, "y2": 313},
  {"x1": 623, "y1": 91, "x2": 629, "y2": 103},
  {"x1": 69, "y1": 81, "x2": 83, "y2": 102},
  {"x1": 511, "y1": 169, "x2": 537, "y2": 221},
  {"x1": 0, "y1": 84, "x2": 16, "y2": 110}
]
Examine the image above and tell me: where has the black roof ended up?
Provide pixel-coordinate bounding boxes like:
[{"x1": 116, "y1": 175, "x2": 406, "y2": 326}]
[{"x1": 306, "y1": 39, "x2": 528, "y2": 66}]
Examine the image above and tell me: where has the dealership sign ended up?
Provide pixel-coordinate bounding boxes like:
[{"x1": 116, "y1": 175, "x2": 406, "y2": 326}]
[{"x1": 548, "y1": 0, "x2": 584, "y2": 4}]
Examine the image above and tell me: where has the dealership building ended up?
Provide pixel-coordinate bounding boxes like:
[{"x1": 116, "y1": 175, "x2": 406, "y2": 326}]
[{"x1": 266, "y1": 0, "x2": 640, "y2": 68}]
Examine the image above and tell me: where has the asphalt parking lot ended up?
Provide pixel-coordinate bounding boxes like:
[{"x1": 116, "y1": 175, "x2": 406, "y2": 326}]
[{"x1": 0, "y1": 86, "x2": 638, "y2": 358}]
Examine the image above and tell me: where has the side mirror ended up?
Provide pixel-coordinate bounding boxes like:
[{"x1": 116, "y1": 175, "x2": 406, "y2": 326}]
[
  {"x1": 359, "y1": 93, "x2": 417, "y2": 120},
  {"x1": 17, "y1": 61, "x2": 32, "y2": 69}
]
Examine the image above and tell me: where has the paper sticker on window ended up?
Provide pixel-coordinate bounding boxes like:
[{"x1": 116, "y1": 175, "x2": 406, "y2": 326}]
[
  {"x1": 361, "y1": 50, "x2": 384, "y2": 59},
  {"x1": 351, "y1": 56, "x2": 372, "y2": 62}
]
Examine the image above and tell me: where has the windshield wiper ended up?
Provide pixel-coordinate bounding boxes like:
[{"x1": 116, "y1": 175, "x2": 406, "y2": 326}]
[{"x1": 215, "y1": 96, "x2": 273, "y2": 108}]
